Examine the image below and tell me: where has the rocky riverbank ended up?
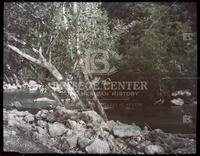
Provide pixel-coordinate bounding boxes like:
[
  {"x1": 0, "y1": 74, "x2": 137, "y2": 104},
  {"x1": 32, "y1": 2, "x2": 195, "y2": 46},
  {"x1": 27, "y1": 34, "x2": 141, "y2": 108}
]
[{"x1": 3, "y1": 107, "x2": 196, "y2": 154}]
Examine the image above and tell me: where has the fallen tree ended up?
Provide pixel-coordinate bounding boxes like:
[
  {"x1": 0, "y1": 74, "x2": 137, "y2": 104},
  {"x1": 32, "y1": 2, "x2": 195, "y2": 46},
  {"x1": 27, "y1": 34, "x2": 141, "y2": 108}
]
[
  {"x1": 4, "y1": 2, "x2": 131, "y2": 121},
  {"x1": 7, "y1": 43, "x2": 85, "y2": 109}
]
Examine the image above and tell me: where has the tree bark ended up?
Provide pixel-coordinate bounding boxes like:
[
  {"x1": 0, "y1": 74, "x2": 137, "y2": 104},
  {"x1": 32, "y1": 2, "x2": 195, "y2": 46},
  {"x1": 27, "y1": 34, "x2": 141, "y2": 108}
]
[
  {"x1": 73, "y1": 2, "x2": 108, "y2": 121},
  {"x1": 7, "y1": 44, "x2": 85, "y2": 109},
  {"x1": 26, "y1": 62, "x2": 63, "y2": 106}
]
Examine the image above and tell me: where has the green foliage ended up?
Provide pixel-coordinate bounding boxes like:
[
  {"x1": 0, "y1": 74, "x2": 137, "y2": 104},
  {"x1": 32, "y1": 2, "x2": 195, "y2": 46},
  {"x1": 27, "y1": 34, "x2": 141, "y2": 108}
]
[
  {"x1": 4, "y1": 2, "x2": 197, "y2": 101},
  {"x1": 103, "y1": 2, "x2": 197, "y2": 99}
]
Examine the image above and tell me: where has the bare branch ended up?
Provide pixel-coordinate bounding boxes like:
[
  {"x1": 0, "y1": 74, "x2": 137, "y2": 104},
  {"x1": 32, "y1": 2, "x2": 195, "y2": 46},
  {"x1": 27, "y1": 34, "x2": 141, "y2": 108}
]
[
  {"x1": 7, "y1": 44, "x2": 43, "y2": 66},
  {"x1": 7, "y1": 33, "x2": 40, "y2": 55}
]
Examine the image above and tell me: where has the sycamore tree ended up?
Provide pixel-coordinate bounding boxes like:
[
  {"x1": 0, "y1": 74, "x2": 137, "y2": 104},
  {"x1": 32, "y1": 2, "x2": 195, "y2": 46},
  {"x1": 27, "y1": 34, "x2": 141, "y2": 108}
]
[{"x1": 4, "y1": 2, "x2": 133, "y2": 120}]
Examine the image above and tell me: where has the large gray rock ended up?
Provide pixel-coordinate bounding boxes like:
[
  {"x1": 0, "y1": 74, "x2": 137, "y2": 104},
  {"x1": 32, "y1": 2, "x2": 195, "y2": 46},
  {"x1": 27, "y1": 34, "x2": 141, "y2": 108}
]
[
  {"x1": 80, "y1": 111, "x2": 104, "y2": 124},
  {"x1": 66, "y1": 136, "x2": 78, "y2": 149},
  {"x1": 35, "y1": 110, "x2": 49, "y2": 120},
  {"x1": 144, "y1": 145, "x2": 164, "y2": 154},
  {"x1": 48, "y1": 122, "x2": 67, "y2": 137},
  {"x1": 4, "y1": 126, "x2": 54, "y2": 153},
  {"x1": 37, "y1": 120, "x2": 47, "y2": 129},
  {"x1": 33, "y1": 127, "x2": 49, "y2": 145},
  {"x1": 66, "y1": 132, "x2": 82, "y2": 149},
  {"x1": 85, "y1": 138, "x2": 110, "y2": 153},
  {"x1": 112, "y1": 123, "x2": 141, "y2": 138},
  {"x1": 78, "y1": 136, "x2": 91, "y2": 150},
  {"x1": 40, "y1": 110, "x2": 49, "y2": 118},
  {"x1": 24, "y1": 114, "x2": 35, "y2": 123},
  {"x1": 66, "y1": 119, "x2": 85, "y2": 131},
  {"x1": 46, "y1": 109, "x2": 77, "y2": 123},
  {"x1": 34, "y1": 97, "x2": 56, "y2": 103},
  {"x1": 135, "y1": 140, "x2": 152, "y2": 150},
  {"x1": 106, "y1": 120, "x2": 118, "y2": 131},
  {"x1": 6, "y1": 110, "x2": 28, "y2": 127},
  {"x1": 10, "y1": 109, "x2": 29, "y2": 117},
  {"x1": 11, "y1": 101, "x2": 22, "y2": 108}
]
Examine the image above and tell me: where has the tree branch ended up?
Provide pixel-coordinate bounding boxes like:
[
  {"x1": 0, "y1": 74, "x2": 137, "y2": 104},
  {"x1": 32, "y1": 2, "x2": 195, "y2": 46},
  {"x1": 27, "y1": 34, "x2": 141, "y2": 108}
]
[
  {"x1": 7, "y1": 44, "x2": 43, "y2": 66},
  {"x1": 7, "y1": 34, "x2": 40, "y2": 55}
]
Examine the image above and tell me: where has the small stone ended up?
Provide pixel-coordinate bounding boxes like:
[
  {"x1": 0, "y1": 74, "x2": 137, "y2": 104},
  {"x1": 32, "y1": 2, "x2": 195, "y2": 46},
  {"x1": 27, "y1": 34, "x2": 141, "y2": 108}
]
[
  {"x1": 40, "y1": 110, "x2": 49, "y2": 119},
  {"x1": 35, "y1": 111, "x2": 42, "y2": 120},
  {"x1": 99, "y1": 122, "x2": 109, "y2": 131},
  {"x1": 129, "y1": 139, "x2": 138, "y2": 146},
  {"x1": 171, "y1": 98, "x2": 184, "y2": 106}
]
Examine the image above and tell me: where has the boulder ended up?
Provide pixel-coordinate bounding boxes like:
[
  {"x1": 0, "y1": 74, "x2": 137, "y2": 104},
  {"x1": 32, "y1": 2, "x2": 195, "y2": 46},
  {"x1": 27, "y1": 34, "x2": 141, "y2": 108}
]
[
  {"x1": 66, "y1": 131, "x2": 83, "y2": 149},
  {"x1": 29, "y1": 80, "x2": 37, "y2": 85},
  {"x1": 34, "y1": 97, "x2": 56, "y2": 103},
  {"x1": 48, "y1": 122, "x2": 67, "y2": 137},
  {"x1": 10, "y1": 109, "x2": 29, "y2": 117},
  {"x1": 35, "y1": 110, "x2": 49, "y2": 120},
  {"x1": 78, "y1": 136, "x2": 91, "y2": 150},
  {"x1": 193, "y1": 101, "x2": 197, "y2": 105},
  {"x1": 46, "y1": 111, "x2": 62, "y2": 123},
  {"x1": 46, "y1": 112, "x2": 56, "y2": 122},
  {"x1": 24, "y1": 114, "x2": 34, "y2": 123},
  {"x1": 33, "y1": 97, "x2": 56, "y2": 106},
  {"x1": 85, "y1": 138, "x2": 110, "y2": 153},
  {"x1": 6, "y1": 113, "x2": 24, "y2": 127},
  {"x1": 106, "y1": 120, "x2": 118, "y2": 131},
  {"x1": 66, "y1": 135, "x2": 78, "y2": 149},
  {"x1": 33, "y1": 127, "x2": 49, "y2": 145},
  {"x1": 37, "y1": 120, "x2": 47, "y2": 128},
  {"x1": 66, "y1": 119, "x2": 85, "y2": 131},
  {"x1": 80, "y1": 111, "x2": 104, "y2": 125},
  {"x1": 40, "y1": 110, "x2": 49, "y2": 119},
  {"x1": 135, "y1": 140, "x2": 152, "y2": 150},
  {"x1": 11, "y1": 101, "x2": 22, "y2": 108},
  {"x1": 112, "y1": 123, "x2": 141, "y2": 138},
  {"x1": 99, "y1": 122, "x2": 109, "y2": 131},
  {"x1": 171, "y1": 98, "x2": 184, "y2": 106},
  {"x1": 144, "y1": 145, "x2": 164, "y2": 154}
]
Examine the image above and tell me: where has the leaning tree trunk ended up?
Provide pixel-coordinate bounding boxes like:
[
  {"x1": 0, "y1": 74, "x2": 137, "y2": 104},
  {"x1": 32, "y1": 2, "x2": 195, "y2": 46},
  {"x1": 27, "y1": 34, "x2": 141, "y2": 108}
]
[
  {"x1": 4, "y1": 74, "x2": 10, "y2": 84},
  {"x1": 72, "y1": 2, "x2": 108, "y2": 121},
  {"x1": 7, "y1": 44, "x2": 85, "y2": 109},
  {"x1": 26, "y1": 62, "x2": 64, "y2": 106}
]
